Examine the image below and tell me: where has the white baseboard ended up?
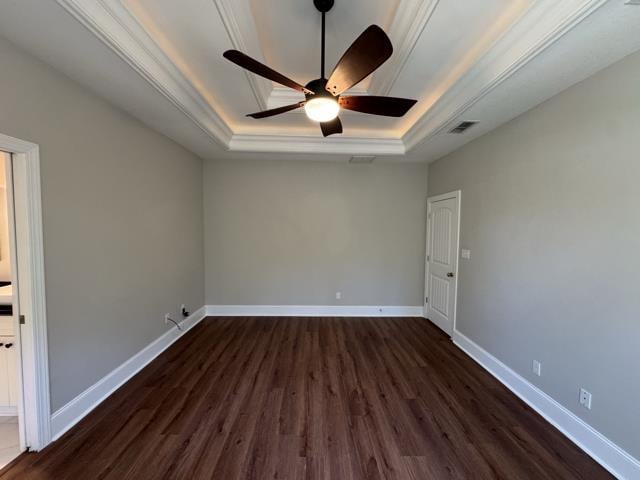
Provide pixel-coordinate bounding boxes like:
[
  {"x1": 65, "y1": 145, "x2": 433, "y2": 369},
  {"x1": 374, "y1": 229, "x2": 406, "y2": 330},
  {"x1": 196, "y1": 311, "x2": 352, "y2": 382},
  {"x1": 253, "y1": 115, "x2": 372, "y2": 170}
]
[
  {"x1": 206, "y1": 305, "x2": 424, "y2": 317},
  {"x1": 453, "y1": 329, "x2": 640, "y2": 480},
  {"x1": 0, "y1": 406, "x2": 17, "y2": 416},
  {"x1": 50, "y1": 306, "x2": 207, "y2": 441}
]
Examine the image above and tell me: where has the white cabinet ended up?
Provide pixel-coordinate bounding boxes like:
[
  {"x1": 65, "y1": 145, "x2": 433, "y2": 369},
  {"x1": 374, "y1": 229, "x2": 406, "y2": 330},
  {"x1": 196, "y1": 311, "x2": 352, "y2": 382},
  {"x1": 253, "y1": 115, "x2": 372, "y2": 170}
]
[
  {"x1": 0, "y1": 335, "x2": 18, "y2": 412},
  {"x1": 0, "y1": 316, "x2": 18, "y2": 414}
]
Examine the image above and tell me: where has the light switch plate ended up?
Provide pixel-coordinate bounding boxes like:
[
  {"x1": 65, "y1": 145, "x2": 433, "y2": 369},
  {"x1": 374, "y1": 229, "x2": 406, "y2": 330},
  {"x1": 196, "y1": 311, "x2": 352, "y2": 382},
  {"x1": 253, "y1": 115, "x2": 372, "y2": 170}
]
[
  {"x1": 579, "y1": 388, "x2": 592, "y2": 410},
  {"x1": 532, "y1": 360, "x2": 542, "y2": 377}
]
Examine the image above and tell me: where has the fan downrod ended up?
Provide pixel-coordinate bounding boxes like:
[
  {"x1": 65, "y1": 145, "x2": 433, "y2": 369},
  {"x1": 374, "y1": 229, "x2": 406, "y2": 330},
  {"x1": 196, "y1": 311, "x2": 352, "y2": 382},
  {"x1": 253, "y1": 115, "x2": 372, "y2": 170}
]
[{"x1": 313, "y1": 0, "x2": 334, "y2": 13}]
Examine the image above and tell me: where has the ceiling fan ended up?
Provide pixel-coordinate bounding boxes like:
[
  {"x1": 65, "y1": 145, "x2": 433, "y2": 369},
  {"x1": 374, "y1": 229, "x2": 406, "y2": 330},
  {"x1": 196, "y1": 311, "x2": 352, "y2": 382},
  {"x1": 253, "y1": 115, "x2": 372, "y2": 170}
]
[{"x1": 223, "y1": 0, "x2": 417, "y2": 137}]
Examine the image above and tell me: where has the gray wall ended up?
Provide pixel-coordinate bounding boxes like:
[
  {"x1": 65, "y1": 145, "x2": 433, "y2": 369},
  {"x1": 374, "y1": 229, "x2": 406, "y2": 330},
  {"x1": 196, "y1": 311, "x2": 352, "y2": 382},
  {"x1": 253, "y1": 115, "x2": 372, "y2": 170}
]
[
  {"x1": 0, "y1": 37, "x2": 205, "y2": 411},
  {"x1": 204, "y1": 159, "x2": 428, "y2": 306},
  {"x1": 428, "y1": 50, "x2": 640, "y2": 458}
]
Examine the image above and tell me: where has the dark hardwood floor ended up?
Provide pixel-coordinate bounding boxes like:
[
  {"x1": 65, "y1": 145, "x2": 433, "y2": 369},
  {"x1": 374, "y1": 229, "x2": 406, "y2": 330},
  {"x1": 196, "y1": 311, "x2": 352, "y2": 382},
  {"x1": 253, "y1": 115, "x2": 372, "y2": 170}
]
[{"x1": 1, "y1": 317, "x2": 612, "y2": 479}]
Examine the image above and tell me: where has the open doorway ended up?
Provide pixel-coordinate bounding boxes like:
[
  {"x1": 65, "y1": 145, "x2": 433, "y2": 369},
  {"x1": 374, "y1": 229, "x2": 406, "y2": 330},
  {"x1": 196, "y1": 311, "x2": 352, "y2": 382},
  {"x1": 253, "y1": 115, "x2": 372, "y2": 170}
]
[
  {"x1": 0, "y1": 134, "x2": 50, "y2": 464},
  {"x1": 0, "y1": 151, "x2": 20, "y2": 468}
]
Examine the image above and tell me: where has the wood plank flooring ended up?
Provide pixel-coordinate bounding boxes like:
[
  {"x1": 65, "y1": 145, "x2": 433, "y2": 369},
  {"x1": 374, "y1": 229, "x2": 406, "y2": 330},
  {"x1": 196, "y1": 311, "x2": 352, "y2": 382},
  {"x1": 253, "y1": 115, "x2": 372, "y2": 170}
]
[{"x1": 0, "y1": 317, "x2": 612, "y2": 479}]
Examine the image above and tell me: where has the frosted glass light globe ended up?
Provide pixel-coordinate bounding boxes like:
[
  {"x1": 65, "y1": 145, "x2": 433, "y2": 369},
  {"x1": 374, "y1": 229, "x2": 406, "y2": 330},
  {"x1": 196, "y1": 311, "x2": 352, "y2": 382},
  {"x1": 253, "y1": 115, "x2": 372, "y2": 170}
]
[{"x1": 304, "y1": 97, "x2": 340, "y2": 122}]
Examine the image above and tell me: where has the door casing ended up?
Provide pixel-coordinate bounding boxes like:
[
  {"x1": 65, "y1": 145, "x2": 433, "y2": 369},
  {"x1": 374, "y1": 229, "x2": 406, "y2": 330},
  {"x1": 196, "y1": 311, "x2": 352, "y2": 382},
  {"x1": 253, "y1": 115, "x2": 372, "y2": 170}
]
[{"x1": 0, "y1": 133, "x2": 51, "y2": 451}]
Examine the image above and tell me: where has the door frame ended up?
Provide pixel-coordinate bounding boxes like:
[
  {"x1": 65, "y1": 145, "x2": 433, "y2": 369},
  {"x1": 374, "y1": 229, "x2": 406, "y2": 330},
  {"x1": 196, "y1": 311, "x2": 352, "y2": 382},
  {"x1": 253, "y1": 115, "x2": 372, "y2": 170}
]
[
  {"x1": 424, "y1": 190, "x2": 461, "y2": 336},
  {"x1": 0, "y1": 133, "x2": 51, "y2": 451}
]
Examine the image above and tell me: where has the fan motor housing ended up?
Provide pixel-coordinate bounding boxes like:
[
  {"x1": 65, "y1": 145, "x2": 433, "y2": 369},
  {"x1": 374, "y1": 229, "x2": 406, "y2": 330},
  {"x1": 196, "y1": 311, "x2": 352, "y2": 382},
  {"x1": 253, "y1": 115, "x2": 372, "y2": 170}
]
[
  {"x1": 305, "y1": 78, "x2": 335, "y2": 101},
  {"x1": 313, "y1": 0, "x2": 334, "y2": 13}
]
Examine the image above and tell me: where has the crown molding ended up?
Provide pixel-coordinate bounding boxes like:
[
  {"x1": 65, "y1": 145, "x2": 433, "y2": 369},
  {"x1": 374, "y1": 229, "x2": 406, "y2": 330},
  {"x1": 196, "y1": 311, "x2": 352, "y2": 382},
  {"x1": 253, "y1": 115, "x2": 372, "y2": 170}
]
[
  {"x1": 55, "y1": 0, "x2": 609, "y2": 157},
  {"x1": 214, "y1": 0, "x2": 271, "y2": 110},
  {"x1": 402, "y1": 0, "x2": 608, "y2": 151},
  {"x1": 266, "y1": 87, "x2": 305, "y2": 110},
  {"x1": 56, "y1": 0, "x2": 233, "y2": 147},
  {"x1": 266, "y1": 86, "x2": 368, "y2": 113},
  {"x1": 229, "y1": 134, "x2": 405, "y2": 156},
  {"x1": 368, "y1": 0, "x2": 440, "y2": 96}
]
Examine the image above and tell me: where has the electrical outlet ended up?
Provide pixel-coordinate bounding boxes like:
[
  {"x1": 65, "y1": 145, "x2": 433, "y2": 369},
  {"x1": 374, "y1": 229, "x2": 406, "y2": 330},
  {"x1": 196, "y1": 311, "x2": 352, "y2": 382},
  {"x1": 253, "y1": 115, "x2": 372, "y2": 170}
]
[
  {"x1": 579, "y1": 388, "x2": 592, "y2": 410},
  {"x1": 532, "y1": 360, "x2": 542, "y2": 377},
  {"x1": 164, "y1": 313, "x2": 171, "y2": 325},
  {"x1": 335, "y1": 291, "x2": 342, "y2": 300},
  {"x1": 461, "y1": 249, "x2": 471, "y2": 260}
]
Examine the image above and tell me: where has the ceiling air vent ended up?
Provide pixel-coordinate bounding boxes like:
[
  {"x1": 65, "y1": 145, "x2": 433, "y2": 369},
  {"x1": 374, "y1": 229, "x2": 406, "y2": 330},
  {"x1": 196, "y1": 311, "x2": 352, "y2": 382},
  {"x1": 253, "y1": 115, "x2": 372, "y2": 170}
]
[
  {"x1": 349, "y1": 156, "x2": 375, "y2": 164},
  {"x1": 449, "y1": 121, "x2": 478, "y2": 134},
  {"x1": 625, "y1": 1, "x2": 640, "y2": 5}
]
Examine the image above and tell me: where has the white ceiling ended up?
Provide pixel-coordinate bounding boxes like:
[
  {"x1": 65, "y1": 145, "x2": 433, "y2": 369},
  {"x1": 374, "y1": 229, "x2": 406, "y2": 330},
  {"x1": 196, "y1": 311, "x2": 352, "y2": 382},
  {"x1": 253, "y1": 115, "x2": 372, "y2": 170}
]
[{"x1": 0, "y1": 0, "x2": 639, "y2": 162}]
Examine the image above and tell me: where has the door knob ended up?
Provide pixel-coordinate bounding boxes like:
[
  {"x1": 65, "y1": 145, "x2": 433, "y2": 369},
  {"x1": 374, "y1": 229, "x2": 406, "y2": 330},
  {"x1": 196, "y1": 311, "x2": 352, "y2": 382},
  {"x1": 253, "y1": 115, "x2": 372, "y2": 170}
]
[{"x1": 447, "y1": 272, "x2": 455, "y2": 278}]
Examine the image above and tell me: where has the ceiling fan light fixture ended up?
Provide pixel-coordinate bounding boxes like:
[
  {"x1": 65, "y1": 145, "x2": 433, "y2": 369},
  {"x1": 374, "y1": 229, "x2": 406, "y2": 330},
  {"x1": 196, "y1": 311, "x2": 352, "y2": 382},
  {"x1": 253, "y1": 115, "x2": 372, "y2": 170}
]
[
  {"x1": 304, "y1": 97, "x2": 340, "y2": 122},
  {"x1": 223, "y1": 0, "x2": 416, "y2": 136}
]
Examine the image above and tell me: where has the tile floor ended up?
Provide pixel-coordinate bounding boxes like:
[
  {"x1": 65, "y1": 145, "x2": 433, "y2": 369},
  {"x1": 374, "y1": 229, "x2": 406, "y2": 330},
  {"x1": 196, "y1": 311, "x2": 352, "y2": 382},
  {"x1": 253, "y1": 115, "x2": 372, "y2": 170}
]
[{"x1": 0, "y1": 417, "x2": 20, "y2": 470}]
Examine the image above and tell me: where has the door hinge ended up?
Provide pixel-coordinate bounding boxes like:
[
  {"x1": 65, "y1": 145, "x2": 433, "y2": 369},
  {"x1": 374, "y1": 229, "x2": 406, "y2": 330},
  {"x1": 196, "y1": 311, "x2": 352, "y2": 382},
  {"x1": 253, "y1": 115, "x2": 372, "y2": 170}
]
[
  {"x1": 19, "y1": 315, "x2": 25, "y2": 325},
  {"x1": 425, "y1": 297, "x2": 428, "y2": 304},
  {"x1": 427, "y1": 255, "x2": 430, "y2": 261}
]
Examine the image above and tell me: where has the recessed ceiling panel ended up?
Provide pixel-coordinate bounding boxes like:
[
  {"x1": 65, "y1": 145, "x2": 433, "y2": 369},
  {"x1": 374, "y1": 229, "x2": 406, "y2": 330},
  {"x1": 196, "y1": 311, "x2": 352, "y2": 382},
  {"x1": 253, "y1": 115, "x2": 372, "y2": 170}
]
[
  {"x1": 250, "y1": 0, "x2": 400, "y2": 89},
  {"x1": 124, "y1": 0, "x2": 256, "y2": 128},
  {"x1": 2, "y1": 0, "x2": 634, "y2": 158},
  {"x1": 393, "y1": 0, "x2": 533, "y2": 132}
]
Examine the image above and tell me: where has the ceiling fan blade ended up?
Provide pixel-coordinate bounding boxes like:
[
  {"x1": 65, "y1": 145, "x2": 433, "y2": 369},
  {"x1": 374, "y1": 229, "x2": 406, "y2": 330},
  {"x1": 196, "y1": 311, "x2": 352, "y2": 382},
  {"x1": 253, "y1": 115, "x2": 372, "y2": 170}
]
[
  {"x1": 339, "y1": 96, "x2": 417, "y2": 117},
  {"x1": 320, "y1": 117, "x2": 343, "y2": 137},
  {"x1": 326, "y1": 25, "x2": 393, "y2": 96},
  {"x1": 247, "y1": 102, "x2": 305, "y2": 119},
  {"x1": 224, "y1": 50, "x2": 313, "y2": 95}
]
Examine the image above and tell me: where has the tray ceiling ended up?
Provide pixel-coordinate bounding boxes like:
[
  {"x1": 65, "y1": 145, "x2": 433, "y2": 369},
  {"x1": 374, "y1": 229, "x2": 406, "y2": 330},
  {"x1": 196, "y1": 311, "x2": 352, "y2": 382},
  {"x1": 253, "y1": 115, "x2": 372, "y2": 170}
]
[{"x1": 1, "y1": 0, "x2": 639, "y2": 161}]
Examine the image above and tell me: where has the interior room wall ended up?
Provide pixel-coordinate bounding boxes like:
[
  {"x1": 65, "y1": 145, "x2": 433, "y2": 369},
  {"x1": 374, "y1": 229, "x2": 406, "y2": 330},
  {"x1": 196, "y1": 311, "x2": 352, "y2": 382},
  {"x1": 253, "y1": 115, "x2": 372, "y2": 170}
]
[
  {"x1": 204, "y1": 158, "x2": 429, "y2": 307},
  {"x1": 428, "y1": 50, "x2": 640, "y2": 459},
  {"x1": 0, "y1": 37, "x2": 205, "y2": 411},
  {"x1": 0, "y1": 154, "x2": 10, "y2": 282}
]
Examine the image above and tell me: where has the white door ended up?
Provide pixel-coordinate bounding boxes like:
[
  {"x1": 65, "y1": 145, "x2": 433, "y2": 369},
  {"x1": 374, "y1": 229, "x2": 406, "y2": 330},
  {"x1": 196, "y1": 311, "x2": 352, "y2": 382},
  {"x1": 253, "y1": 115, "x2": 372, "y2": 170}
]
[{"x1": 425, "y1": 192, "x2": 460, "y2": 335}]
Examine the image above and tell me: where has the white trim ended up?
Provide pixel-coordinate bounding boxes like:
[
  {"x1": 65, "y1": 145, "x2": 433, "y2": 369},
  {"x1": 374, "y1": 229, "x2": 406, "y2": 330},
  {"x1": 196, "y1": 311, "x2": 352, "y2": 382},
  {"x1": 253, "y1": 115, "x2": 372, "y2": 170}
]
[
  {"x1": 424, "y1": 190, "x2": 461, "y2": 336},
  {"x1": 265, "y1": 88, "x2": 305, "y2": 111},
  {"x1": 228, "y1": 134, "x2": 406, "y2": 156},
  {"x1": 50, "y1": 306, "x2": 207, "y2": 441},
  {"x1": 206, "y1": 305, "x2": 423, "y2": 317},
  {"x1": 266, "y1": 86, "x2": 368, "y2": 111},
  {"x1": 453, "y1": 329, "x2": 640, "y2": 480},
  {"x1": 0, "y1": 406, "x2": 18, "y2": 416},
  {"x1": 0, "y1": 134, "x2": 51, "y2": 451}
]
